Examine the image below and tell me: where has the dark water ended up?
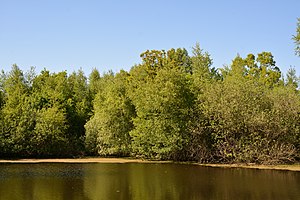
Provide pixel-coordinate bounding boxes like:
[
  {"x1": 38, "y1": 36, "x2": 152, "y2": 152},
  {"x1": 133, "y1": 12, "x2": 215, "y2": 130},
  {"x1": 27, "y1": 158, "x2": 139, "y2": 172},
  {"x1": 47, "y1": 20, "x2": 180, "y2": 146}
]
[{"x1": 0, "y1": 163, "x2": 299, "y2": 200}]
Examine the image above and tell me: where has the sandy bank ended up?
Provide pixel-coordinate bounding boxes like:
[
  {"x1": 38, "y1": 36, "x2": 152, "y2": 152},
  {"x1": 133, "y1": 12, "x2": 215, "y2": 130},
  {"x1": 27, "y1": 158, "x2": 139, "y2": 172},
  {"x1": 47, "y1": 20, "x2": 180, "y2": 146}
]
[
  {"x1": 197, "y1": 163, "x2": 300, "y2": 172},
  {"x1": 0, "y1": 158, "x2": 299, "y2": 171},
  {"x1": 0, "y1": 157, "x2": 171, "y2": 164}
]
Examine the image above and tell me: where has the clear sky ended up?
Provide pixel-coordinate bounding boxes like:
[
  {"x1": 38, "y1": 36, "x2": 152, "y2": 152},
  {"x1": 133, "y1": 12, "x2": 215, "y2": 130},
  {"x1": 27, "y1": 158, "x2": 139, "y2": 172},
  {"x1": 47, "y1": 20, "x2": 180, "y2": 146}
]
[{"x1": 0, "y1": 0, "x2": 299, "y2": 76}]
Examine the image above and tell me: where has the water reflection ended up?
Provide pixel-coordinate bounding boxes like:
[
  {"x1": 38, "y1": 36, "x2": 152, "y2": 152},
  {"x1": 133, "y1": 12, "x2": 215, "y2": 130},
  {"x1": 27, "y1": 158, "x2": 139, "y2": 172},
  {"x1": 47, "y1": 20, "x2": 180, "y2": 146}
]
[{"x1": 0, "y1": 163, "x2": 299, "y2": 200}]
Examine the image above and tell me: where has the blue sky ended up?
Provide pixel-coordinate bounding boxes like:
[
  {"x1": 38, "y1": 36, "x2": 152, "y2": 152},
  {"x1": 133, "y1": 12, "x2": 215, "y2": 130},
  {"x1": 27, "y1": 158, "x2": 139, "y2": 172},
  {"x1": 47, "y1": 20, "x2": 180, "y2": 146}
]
[{"x1": 0, "y1": 0, "x2": 299, "y2": 76}]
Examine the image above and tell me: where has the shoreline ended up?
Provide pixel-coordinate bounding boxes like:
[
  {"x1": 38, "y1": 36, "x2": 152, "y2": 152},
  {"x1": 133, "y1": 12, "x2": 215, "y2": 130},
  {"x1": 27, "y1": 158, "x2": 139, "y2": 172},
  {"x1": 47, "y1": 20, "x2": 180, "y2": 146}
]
[
  {"x1": 197, "y1": 163, "x2": 300, "y2": 172},
  {"x1": 0, "y1": 157, "x2": 299, "y2": 171}
]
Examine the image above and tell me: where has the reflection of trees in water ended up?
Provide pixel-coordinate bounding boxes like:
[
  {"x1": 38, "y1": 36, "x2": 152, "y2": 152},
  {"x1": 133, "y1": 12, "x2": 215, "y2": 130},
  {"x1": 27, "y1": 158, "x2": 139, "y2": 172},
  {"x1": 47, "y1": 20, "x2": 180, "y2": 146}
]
[
  {"x1": 0, "y1": 163, "x2": 300, "y2": 200},
  {"x1": 0, "y1": 164, "x2": 91, "y2": 200},
  {"x1": 83, "y1": 163, "x2": 133, "y2": 199},
  {"x1": 83, "y1": 163, "x2": 300, "y2": 200}
]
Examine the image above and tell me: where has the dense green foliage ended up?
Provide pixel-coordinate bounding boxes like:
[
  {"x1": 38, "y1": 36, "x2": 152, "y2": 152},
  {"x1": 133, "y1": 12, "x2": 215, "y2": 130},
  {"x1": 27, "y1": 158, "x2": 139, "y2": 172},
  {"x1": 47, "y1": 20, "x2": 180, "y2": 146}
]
[
  {"x1": 0, "y1": 67, "x2": 91, "y2": 157},
  {"x1": 85, "y1": 70, "x2": 135, "y2": 156},
  {"x1": 1, "y1": 23, "x2": 300, "y2": 163}
]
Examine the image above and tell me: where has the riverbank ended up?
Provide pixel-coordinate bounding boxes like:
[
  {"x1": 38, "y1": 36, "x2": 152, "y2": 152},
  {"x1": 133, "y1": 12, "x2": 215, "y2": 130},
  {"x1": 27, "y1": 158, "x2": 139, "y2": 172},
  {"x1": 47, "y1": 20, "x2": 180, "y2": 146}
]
[
  {"x1": 0, "y1": 157, "x2": 172, "y2": 164},
  {"x1": 197, "y1": 163, "x2": 300, "y2": 172},
  {"x1": 0, "y1": 157, "x2": 299, "y2": 171}
]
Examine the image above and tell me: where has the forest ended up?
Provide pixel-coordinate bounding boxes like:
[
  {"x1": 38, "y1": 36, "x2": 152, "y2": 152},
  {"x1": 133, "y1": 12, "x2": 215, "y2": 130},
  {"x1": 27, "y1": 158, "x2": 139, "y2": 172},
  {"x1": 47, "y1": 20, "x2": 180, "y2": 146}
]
[{"x1": 0, "y1": 19, "x2": 299, "y2": 164}]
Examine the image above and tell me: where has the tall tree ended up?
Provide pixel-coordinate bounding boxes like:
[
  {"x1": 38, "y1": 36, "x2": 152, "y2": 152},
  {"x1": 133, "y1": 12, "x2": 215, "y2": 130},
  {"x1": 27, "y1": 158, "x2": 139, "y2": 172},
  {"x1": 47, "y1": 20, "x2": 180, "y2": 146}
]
[
  {"x1": 85, "y1": 70, "x2": 135, "y2": 156},
  {"x1": 0, "y1": 70, "x2": 5, "y2": 109},
  {"x1": 225, "y1": 52, "x2": 281, "y2": 87},
  {"x1": 191, "y1": 43, "x2": 214, "y2": 78},
  {"x1": 293, "y1": 18, "x2": 300, "y2": 56},
  {"x1": 0, "y1": 65, "x2": 34, "y2": 156},
  {"x1": 140, "y1": 50, "x2": 166, "y2": 78},
  {"x1": 30, "y1": 70, "x2": 71, "y2": 156},
  {"x1": 285, "y1": 67, "x2": 299, "y2": 88},
  {"x1": 67, "y1": 69, "x2": 91, "y2": 153},
  {"x1": 166, "y1": 48, "x2": 192, "y2": 73},
  {"x1": 84, "y1": 71, "x2": 115, "y2": 154},
  {"x1": 88, "y1": 68, "x2": 101, "y2": 98},
  {"x1": 256, "y1": 52, "x2": 281, "y2": 86},
  {"x1": 187, "y1": 44, "x2": 216, "y2": 162},
  {"x1": 128, "y1": 62, "x2": 195, "y2": 160}
]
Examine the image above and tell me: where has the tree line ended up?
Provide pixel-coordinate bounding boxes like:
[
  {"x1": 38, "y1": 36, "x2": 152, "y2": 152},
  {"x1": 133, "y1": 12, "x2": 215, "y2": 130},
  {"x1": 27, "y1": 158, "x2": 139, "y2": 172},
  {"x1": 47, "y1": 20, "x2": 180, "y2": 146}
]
[{"x1": 0, "y1": 19, "x2": 299, "y2": 164}]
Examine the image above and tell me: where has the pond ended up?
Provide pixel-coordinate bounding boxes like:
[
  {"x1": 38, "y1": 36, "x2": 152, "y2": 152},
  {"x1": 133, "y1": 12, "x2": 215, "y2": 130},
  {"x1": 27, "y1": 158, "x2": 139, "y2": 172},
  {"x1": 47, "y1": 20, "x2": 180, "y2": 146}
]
[{"x1": 0, "y1": 163, "x2": 299, "y2": 200}]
